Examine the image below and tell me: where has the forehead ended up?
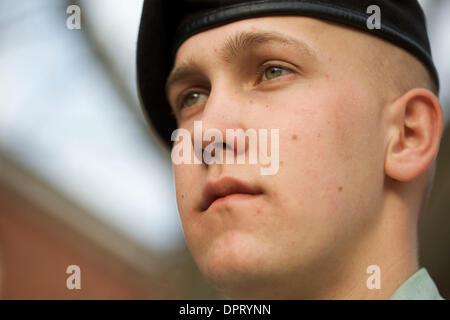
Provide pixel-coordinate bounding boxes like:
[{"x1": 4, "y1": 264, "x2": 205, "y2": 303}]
[
  {"x1": 173, "y1": 16, "x2": 328, "y2": 63},
  {"x1": 166, "y1": 21, "x2": 321, "y2": 94},
  {"x1": 169, "y1": 15, "x2": 381, "y2": 80},
  {"x1": 166, "y1": 16, "x2": 345, "y2": 96},
  {"x1": 166, "y1": 16, "x2": 379, "y2": 95}
]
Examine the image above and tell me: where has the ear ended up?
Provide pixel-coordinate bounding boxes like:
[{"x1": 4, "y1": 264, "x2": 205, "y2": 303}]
[{"x1": 385, "y1": 88, "x2": 444, "y2": 182}]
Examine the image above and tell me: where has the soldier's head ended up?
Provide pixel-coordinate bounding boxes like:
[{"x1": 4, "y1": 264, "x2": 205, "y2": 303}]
[{"x1": 137, "y1": 0, "x2": 443, "y2": 299}]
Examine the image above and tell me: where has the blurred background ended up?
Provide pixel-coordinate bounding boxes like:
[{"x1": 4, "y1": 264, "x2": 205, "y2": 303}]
[{"x1": 0, "y1": 0, "x2": 448, "y2": 299}]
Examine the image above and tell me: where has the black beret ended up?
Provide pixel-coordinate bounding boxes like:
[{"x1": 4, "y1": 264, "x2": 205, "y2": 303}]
[{"x1": 136, "y1": 0, "x2": 439, "y2": 149}]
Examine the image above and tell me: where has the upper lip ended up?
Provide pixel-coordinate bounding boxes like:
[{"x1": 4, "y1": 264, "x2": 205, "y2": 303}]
[{"x1": 199, "y1": 177, "x2": 263, "y2": 211}]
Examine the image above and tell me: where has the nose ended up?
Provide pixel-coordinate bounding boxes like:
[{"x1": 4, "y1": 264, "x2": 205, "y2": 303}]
[{"x1": 190, "y1": 84, "x2": 251, "y2": 165}]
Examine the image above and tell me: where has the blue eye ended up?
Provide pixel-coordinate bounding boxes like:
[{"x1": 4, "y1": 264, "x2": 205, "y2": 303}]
[
  {"x1": 182, "y1": 92, "x2": 208, "y2": 108},
  {"x1": 262, "y1": 66, "x2": 292, "y2": 81}
]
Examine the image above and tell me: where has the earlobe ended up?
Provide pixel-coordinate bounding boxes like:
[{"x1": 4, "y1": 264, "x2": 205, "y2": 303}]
[{"x1": 385, "y1": 88, "x2": 443, "y2": 182}]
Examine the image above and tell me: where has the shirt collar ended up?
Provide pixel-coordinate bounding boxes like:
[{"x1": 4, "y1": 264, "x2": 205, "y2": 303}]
[{"x1": 389, "y1": 268, "x2": 444, "y2": 300}]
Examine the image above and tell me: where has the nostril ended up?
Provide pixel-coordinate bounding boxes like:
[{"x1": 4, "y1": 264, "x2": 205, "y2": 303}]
[{"x1": 201, "y1": 141, "x2": 232, "y2": 164}]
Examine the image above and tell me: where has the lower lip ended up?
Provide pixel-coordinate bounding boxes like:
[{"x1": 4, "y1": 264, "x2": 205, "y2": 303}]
[{"x1": 208, "y1": 193, "x2": 261, "y2": 210}]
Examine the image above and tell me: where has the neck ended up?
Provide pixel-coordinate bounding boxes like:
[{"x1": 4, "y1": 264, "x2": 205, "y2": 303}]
[
  {"x1": 279, "y1": 194, "x2": 418, "y2": 299},
  {"x1": 314, "y1": 191, "x2": 420, "y2": 299}
]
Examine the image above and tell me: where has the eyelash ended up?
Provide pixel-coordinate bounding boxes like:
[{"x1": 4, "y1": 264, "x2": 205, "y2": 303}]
[
  {"x1": 175, "y1": 89, "x2": 208, "y2": 113},
  {"x1": 256, "y1": 63, "x2": 294, "y2": 83},
  {"x1": 175, "y1": 63, "x2": 294, "y2": 111}
]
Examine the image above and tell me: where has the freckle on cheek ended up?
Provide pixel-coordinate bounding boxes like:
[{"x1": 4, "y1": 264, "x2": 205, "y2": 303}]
[
  {"x1": 338, "y1": 186, "x2": 343, "y2": 192},
  {"x1": 181, "y1": 194, "x2": 184, "y2": 199},
  {"x1": 291, "y1": 134, "x2": 298, "y2": 141}
]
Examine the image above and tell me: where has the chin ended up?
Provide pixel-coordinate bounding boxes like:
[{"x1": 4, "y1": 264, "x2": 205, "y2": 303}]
[
  {"x1": 194, "y1": 232, "x2": 278, "y2": 298},
  {"x1": 203, "y1": 263, "x2": 282, "y2": 299}
]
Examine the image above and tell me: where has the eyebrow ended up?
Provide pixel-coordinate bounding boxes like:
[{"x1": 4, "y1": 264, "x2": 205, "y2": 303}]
[{"x1": 165, "y1": 30, "x2": 317, "y2": 95}]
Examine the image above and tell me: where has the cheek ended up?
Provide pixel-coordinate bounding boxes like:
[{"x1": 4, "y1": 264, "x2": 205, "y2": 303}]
[
  {"x1": 173, "y1": 164, "x2": 199, "y2": 216},
  {"x1": 267, "y1": 84, "x2": 382, "y2": 220},
  {"x1": 173, "y1": 163, "x2": 214, "y2": 252}
]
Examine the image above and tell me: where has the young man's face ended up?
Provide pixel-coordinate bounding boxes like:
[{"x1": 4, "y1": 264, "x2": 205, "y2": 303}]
[{"x1": 167, "y1": 16, "x2": 389, "y2": 298}]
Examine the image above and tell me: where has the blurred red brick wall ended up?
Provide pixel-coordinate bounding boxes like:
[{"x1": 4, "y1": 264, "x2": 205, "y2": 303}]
[{"x1": 0, "y1": 180, "x2": 174, "y2": 299}]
